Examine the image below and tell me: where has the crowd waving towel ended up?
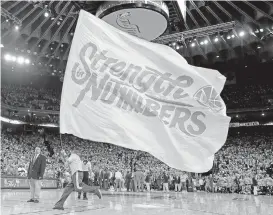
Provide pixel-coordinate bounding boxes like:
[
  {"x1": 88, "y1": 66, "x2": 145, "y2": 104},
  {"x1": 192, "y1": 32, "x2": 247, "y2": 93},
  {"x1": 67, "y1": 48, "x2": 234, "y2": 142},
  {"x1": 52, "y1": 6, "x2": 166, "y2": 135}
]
[{"x1": 60, "y1": 10, "x2": 230, "y2": 173}]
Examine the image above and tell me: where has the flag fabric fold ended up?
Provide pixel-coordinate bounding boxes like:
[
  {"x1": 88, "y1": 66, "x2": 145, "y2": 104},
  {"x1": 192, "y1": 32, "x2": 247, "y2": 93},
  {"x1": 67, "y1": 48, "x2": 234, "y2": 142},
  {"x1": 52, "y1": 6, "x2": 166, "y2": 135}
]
[{"x1": 60, "y1": 10, "x2": 230, "y2": 173}]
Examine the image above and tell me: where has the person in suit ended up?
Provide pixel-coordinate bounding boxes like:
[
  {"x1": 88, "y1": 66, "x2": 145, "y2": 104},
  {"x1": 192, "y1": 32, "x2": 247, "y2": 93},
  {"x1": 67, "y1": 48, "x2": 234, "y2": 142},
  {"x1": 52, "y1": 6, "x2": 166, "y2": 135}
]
[
  {"x1": 125, "y1": 170, "x2": 132, "y2": 191},
  {"x1": 145, "y1": 171, "x2": 152, "y2": 192},
  {"x1": 27, "y1": 147, "x2": 46, "y2": 203},
  {"x1": 174, "y1": 174, "x2": 181, "y2": 192},
  {"x1": 103, "y1": 168, "x2": 110, "y2": 190}
]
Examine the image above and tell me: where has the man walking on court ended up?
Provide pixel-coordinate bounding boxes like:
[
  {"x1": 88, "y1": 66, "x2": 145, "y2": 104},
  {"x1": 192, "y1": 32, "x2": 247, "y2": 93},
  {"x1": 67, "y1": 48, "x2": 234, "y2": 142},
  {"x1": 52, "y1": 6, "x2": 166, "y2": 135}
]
[
  {"x1": 27, "y1": 147, "x2": 46, "y2": 203},
  {"x1": 53, "y1": 147, "x2": 102, "y2": 210}
]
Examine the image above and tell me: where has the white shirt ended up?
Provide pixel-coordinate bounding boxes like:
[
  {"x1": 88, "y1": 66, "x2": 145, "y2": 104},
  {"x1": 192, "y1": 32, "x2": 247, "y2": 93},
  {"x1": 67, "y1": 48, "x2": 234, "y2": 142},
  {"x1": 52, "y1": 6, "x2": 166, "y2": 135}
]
[
  {"x1": 181, "y1": 174, "x2": 187, "y2": 182},
  {"x1": 68, "y1": 153, "x2": 83, "y2": 175},
  {"x1": 82, "y1": 161, "x2": 92, "y2": 172},
  {"x1": 115, "y1": 171, "x2": 122, "y2": 179}
]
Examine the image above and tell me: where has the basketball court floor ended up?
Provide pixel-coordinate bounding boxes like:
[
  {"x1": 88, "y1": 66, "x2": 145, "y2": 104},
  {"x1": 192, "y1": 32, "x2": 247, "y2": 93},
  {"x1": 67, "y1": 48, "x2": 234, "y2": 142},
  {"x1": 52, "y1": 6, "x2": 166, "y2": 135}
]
[{"x1": 1, "y1": 189, "x2": 272, "y2": 215}]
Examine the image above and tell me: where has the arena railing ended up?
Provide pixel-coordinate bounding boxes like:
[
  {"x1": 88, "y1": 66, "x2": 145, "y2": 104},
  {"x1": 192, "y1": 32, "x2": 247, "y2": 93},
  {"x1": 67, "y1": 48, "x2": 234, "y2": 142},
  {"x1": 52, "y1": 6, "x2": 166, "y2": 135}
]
[{"x1": 2, "y1": 103, "x2": 273, "y2": 115}]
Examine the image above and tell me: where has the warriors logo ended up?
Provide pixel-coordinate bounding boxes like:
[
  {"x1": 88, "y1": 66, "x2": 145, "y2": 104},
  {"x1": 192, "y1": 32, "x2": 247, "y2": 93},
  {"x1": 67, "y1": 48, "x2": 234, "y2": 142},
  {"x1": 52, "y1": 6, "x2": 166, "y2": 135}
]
[{"x1": 193, "y1": 86, "x2": 225, "y2": 112}]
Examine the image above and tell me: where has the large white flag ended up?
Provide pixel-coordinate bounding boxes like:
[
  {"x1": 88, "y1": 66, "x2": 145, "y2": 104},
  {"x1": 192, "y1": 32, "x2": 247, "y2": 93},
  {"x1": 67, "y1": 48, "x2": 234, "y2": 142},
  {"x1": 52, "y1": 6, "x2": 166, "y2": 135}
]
[{"x1": 60, "y1": 10, "x2": 230, "y2": 173}]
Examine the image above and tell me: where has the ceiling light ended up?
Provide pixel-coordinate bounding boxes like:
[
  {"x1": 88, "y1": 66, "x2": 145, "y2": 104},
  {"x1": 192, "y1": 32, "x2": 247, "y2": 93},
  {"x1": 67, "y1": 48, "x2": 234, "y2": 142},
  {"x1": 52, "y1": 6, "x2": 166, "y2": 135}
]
[
  {"x1": 236, "y1": 115, "x2": 239, "y2": 118},
  {"x1": 4, "y1": 54, "x2": 11, "y2": 61},
  {"x1": 204, "y1": 40, "x2": 208, "y2": 44},
  {"x1": 12, "y1": 56, "x2": 17, "y2": 62},
  {"x1": 15, "y1": 25, "x2": 19, "y2": 30},
  {"x1": 216, "y1": 55, "x2": 219, "y2": 58},
  {"x1": 262, "y1": 113, "x2": 265, "y2": 116},
  {"x1": 231, "y1": 34, "x2": 235, "y2": 38},
  {"x1": 57, "y1": 21, "x2": 61, "y2": 25},
  {"x1": 257, "y1": 46, "x2": 261, "y2": 49},
  {"x1": 260, "y1": 28, "x2": 263, "y2": 32},
  {"x1": 239, "y1": 31, "x2": 245, "y2": 37},
  {"x1": 6, "y1": 19, "x2": 9, "y2": 22},
  {"x1": 61, "y1": 44, "x2": 64, "y2": 47},
  {"x1": 25, "y1": 59, "x2": 30, "y2": 64},
  {"x1": 0, "y1": 44, "x2": 4, "y2": 48},
  {"x1": 51, "y1": 17, "x2": 55, "y2": 20},
  {"x1": 17, "y1": 56, "x2": 25, "y2": 64},
  {"x1": 191, "y1": 43, "x2": 195, "y2": 47},
  {"x1": 214, "y1": 38, "x2": 219, "y2": 42},
  {"x1": 172, "y1": 42, "x2": 176, "y2": 46},
  {"x1": 227, "y1": 36, "x2": 231, "y2": 40},
  {"x1": 176, "y1": 46, "x2": 180, "y2": 50},
  {"x1": 51, "y1": 47, "x2": 53, "y2": 50},
  {"x1": 44, "y1": 12, "x2": 49, "y2": 17},
  {"x1": 200, "y1": 41, "x2": 204, "y2": 45},
  {"x1": 245, "y1": 65, "x2": 247, "y2": 68}
]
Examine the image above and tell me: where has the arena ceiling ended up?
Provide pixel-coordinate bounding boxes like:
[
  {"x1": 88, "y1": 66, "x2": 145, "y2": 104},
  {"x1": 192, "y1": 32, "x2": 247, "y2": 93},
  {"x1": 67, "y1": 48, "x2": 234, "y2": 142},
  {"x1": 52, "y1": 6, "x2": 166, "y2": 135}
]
[{"x1": 1, "y1": 0, "x2": 273, "y2": 77}]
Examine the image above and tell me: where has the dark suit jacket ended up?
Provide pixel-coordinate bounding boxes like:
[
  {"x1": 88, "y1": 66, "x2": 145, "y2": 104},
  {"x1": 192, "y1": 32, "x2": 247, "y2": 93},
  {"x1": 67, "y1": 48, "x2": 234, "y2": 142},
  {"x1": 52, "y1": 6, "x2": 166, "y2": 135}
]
[
  {"x1": 104, "y1": 171, "x2": 110, "y2": 180},
  {"x1": 27, "y1": 154, "x2": 46, "y2": 180}
]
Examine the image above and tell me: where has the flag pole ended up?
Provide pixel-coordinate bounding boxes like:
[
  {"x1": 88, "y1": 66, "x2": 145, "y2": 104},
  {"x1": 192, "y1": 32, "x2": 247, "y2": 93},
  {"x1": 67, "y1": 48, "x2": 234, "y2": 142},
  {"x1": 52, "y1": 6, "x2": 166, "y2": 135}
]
[{"x1": 60, "y1": 133, "x2": 63, "y2": 149}]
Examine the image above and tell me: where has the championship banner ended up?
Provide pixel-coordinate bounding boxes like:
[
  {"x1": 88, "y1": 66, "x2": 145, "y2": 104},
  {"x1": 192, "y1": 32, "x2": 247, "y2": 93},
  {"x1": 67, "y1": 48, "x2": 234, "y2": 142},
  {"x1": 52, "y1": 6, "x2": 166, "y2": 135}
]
[{"x1": 60, "y1": 10, "x2": 230, "y2": 173}]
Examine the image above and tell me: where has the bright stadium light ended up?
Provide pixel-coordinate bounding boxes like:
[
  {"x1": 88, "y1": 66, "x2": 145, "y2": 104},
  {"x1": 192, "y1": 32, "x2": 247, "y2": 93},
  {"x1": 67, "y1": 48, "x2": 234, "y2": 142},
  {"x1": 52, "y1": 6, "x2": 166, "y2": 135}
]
[
  {"x1": 227, "y1": 36, "x2": 231, "y2": 40},
  {"x1": 239, "y1": 31, "x2": 245, "y2": 37},
  {"x1": 44, "y1": 12, "x2": 49, "y2": 17},
  {"x1": 0, "y1": 44, "x2": 4, "y2": 48},
  {"x1": 231, "y1": 34, "x2": 235, "y2": 38},
  {"x1": 17, "y1": 56, "x2": 25, "y2": 64},
  {"x1": 15, "y1": 25, "x2": 19, "y2": 30},
  {"x1": 191, "y1": 43, "x2": 195, "y2": 47},
  {"x1": 25, "y1": 59, "x2": 30, "y2": 64},
  {"x1": 200, "y1": 41, "x2": 204, "y2": 45},
  {"x1": 12, "y1": 56, "x2": 17, "y2": 62},
  {"x1": 260, "y1": 28, "x2": 263, "y2": 32},
  {"x1": 4, "y1": 54, "x2": 11, "y2": 61},
  {"x1": 216, "y1": 55, "x2": 219, "y2": 58},
  {"x1": 214, "y1": 37, "x2": 219, "y2": 42},
  {"x1": 204, "y1": 40, "x2": 208, "y2": 44}
]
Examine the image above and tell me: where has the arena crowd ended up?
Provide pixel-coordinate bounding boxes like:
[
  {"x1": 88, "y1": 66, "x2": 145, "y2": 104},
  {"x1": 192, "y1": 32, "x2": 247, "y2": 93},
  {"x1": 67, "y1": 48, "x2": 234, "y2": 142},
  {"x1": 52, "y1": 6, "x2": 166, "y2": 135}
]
[
  {"x1": 1, "y1": 131, "x2": 273, "y2": 196},
  {"x1": 1, "y1": 84, "x2": 273, "y2": 112}
]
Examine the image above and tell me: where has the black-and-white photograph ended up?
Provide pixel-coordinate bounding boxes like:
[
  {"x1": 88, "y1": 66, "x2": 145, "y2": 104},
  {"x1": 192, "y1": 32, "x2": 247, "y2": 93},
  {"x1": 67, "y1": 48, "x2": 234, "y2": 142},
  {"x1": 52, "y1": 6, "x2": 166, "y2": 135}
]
[{"x1": 1, "y1": 1, "x2": 273, "y2": 215}]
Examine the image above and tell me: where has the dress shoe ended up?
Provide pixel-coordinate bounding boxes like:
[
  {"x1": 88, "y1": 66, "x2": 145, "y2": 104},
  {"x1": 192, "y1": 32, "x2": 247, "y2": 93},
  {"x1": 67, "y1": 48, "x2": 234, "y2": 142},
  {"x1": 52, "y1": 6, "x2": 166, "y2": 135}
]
[
  {"x1": 53, "y1": 206, "x2": 64, "y2": 210},
  {"x1": 27, "y1": 199, "x2": 34, "y2": 202},
  {"x1": 95, "y1": 189, "x2": 102, "y2": 199},
  {"x1": 33, "y1": 200, "x2": 39, "y2": 203}
]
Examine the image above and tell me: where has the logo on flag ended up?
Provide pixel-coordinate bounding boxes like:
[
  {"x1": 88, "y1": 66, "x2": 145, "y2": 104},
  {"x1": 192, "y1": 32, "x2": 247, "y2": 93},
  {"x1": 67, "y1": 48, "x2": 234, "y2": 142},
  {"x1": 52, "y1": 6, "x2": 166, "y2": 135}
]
[{"x1": 60, "y1": 10, "x2": 230, "y2": 173}]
